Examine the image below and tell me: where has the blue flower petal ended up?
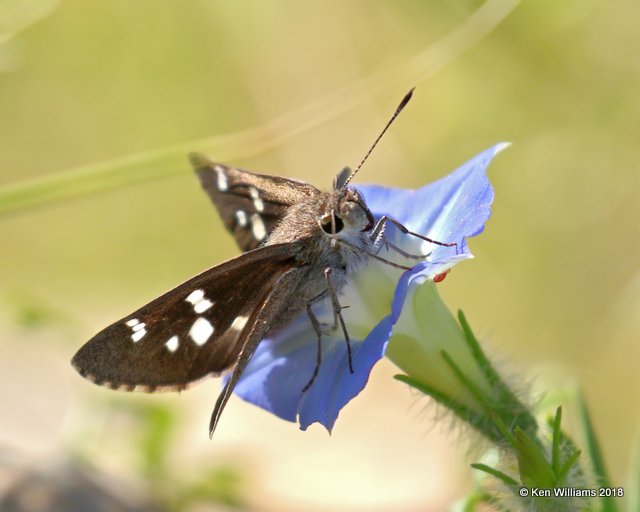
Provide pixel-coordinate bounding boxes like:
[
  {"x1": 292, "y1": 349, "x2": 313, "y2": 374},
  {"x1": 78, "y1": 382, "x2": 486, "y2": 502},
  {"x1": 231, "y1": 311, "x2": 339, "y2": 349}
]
[
  {"x1": 359, "y1": 143, "x2": 503, "y2": 262},
  {"x1": 361, "y1": 144, "x2": 503, "y2": 319},
  {"x1": 359, "y1": 144, "x2": 502, "y2": 232},
  {"x1": 232, "y1": 309, "x2": 392, "y2": 432},
  {"x1": 230, "y1": 315, "x2": 312, "y2": 422},
  {"x1": 297, "y1": 316, "x2": 392, "y2": 431},
  {"x1": 229, "y1": 144, "x2": 504, "y2": 431}
]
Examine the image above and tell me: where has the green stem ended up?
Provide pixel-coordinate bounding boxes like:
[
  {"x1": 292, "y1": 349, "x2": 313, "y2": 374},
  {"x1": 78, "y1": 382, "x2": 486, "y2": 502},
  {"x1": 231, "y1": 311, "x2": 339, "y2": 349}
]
[
  {"x1": 394, "y1": 374, "x2": 503, "y2": 444},
  {"x1": 458, "y1": 310, "x2": 538, "y2": 437},
  {"x1": 0, "y1": 0, "x2": 518, "y2": 216}
]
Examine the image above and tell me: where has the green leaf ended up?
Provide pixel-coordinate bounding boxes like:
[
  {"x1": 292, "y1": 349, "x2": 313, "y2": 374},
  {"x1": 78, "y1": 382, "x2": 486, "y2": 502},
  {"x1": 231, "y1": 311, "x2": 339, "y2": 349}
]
[
  {"x1": 471, "y1": 463, "x2": 519, "y2": 486},
  {"x1": 551, "y1": 406, "x2": 563, "y2": 475},
  {"x1": 514, "y1": 427, "x2": 555, "y2": 488},
  {"x1": 556, "y1": 449, "x2": 582, "y2": 486}
]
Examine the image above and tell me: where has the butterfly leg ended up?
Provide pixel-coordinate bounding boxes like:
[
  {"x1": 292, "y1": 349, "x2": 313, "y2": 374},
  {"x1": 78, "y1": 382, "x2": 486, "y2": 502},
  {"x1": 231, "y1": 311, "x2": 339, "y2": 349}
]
[
  {"x1": 305, "y1": 289, "x2": 338, "y2": 331},
  {"x1": 379, "y1": 234, "x2": 432, "y2": 260},
  {"x1": 300, "y1": 268, "x2": 354, "y2": 394},
  {"x1": 324, "y1": 268, "x2": 354, "y2": 375},
  {"x1": 340, "y1": 238, "x2": 414, "y2": 270},
  {"x1": 370, "y1": 215, "x2": 457, "y2": 249},
  {"x1": 301, "y1": 302, "x2": 324, "y2": 394}
]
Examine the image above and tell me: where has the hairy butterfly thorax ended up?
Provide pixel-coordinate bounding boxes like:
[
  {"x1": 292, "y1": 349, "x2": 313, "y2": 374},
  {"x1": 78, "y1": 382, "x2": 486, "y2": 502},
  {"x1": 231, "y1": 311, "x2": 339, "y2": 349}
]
[
  {"x1": 268, "y1": 183, "x2": 375, "y2": 270},
  {"x1": 71, "y1": 88, "x2": 455, "y2": 436}
]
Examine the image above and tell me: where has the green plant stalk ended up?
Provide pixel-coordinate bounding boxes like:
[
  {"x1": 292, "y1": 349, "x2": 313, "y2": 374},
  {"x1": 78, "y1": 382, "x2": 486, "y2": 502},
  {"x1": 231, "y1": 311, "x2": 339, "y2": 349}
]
[
  {"x1": 577, "y1": 392, "x2": 618, "y2": 512},
  {"x1": 0, "y1": 0, "x2": 519, "y2": 216}
]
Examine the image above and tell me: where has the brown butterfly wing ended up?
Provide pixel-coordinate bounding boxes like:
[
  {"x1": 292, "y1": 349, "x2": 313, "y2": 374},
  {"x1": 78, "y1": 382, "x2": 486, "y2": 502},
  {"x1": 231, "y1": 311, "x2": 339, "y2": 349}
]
[{"x1": 71, "y1": 243, "x2": 299, "y2": 392}]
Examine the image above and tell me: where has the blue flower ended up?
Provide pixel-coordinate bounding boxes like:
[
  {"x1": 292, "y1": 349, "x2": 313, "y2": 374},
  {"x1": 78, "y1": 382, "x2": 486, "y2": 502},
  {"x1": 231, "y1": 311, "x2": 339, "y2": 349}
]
[{"x1": 230, "y1": 144, "x2": 507, "y2": 431}]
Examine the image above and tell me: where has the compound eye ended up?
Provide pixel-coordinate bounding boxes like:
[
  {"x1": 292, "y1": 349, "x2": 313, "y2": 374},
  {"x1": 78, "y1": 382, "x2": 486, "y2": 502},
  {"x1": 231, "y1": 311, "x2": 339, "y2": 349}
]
[
  {"x1": 362, "y1": 208, "x2": 375, "y2": 232},
  {"x1": 320, "y1": 213, "x2": 344, "y2": 234}
]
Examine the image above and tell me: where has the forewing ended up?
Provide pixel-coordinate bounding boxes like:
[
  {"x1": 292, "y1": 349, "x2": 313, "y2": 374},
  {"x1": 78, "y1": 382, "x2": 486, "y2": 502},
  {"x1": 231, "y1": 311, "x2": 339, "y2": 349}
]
[
  {"x1": 190, "y1": 152, "x2": 320, "y2": 251},
  {"x1": 71, "y1": 244, "x2": 298, "y2": 392}
]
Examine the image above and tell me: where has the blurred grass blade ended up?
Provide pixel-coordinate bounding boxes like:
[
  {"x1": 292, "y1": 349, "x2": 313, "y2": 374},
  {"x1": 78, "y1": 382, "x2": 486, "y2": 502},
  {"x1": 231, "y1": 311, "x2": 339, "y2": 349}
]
[
  {"x1": 0, "y1": 0, "x2": 519, "y2": 216},
  {"x1": 0, "y1": 0, "x2": 58, "y2": 47},
  {"x1": 0, "y1": 149, "x2": 186, "y2": 216},
  {"x1": 577, "y1": 391, "x2": 618, "y2": 512},
  {"x1": 629, "y1": 434, "x2": 640, "y2": 512}
]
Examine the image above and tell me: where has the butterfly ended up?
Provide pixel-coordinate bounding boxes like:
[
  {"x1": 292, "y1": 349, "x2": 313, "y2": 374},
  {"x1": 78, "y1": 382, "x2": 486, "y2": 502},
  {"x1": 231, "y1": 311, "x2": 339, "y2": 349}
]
[{"x1": 71, "y1": 89, "x2": 454, "y2": 436}]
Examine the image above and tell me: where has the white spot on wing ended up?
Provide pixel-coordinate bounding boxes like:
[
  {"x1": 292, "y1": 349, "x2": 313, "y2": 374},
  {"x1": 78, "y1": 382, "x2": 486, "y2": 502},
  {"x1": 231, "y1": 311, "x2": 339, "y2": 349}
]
[
  {"x1": 126, "y1": 318, "x2": 146, "y2": 342},
  {"x1": 131, "y1": 329, "x2": 146, "y2": 342},
  {"x1": 186, "y1": 289, "x2": 214, "y2": 313},
  {"x1": 214, "y1": 165, "x2": 229, "y2": 191},
  {"x1": 230, "y1": 315, "x2": 249, "y2": 332},
  {"x1": 251, "y1": 213, "x2": 266, "y2": 241},
  {"x1": 132, "y1": 322, "x2": 146, "y2": 332},
  {"x1": 189, "y1": 317, "x2": 214, "y2": 346},
  {"x1": 248, "y1": 186, "x2": 264, "y2": 212},
  {"x1": 165, "y1": 335, "x2": 179, "y2": 352},
  {"x1": 235, "y1": 210, "x2": 248, "y2": 227},
  {"x1": 194, "y1": 299, "x2": 213, "y2": 313},
  {"x1": 186, "y1": 289, "x2": 204, "y2": 304}
]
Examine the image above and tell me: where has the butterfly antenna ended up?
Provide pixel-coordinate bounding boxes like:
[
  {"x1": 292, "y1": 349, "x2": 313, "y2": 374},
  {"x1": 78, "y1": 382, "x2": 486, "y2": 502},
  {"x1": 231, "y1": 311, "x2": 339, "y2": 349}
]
[{"x1": 341, "y1": 87, "x2": 415, "y2": 189}]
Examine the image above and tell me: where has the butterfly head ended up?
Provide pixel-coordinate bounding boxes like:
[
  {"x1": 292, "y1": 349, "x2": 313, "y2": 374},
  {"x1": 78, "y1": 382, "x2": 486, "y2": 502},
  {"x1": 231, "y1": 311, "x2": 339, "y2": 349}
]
[
  {"x1": 320, "y1": 178, "x2": 375, "y2": 236},
  {"x1": 322, "y1": 87, "x2": 415, "y2": 238}
]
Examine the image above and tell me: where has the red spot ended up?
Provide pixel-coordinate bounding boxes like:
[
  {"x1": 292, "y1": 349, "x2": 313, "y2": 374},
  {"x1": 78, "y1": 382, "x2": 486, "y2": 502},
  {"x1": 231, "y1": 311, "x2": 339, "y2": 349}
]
[{"x1": 433, "y1": 270, "x2": 450, "y2": 283}]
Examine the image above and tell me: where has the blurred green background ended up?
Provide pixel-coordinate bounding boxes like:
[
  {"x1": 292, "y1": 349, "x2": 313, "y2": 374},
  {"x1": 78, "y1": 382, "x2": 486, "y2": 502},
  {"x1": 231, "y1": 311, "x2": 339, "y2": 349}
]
[{"x1": 0, "y1": 0, "x2": 638, "y2": 510}]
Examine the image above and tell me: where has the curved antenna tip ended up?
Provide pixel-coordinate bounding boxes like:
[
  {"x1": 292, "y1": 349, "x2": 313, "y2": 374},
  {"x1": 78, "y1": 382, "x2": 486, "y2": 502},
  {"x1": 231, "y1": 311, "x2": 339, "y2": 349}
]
[{"x1": 397, "y1": 88, "x2": 415, "y2": 112}]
